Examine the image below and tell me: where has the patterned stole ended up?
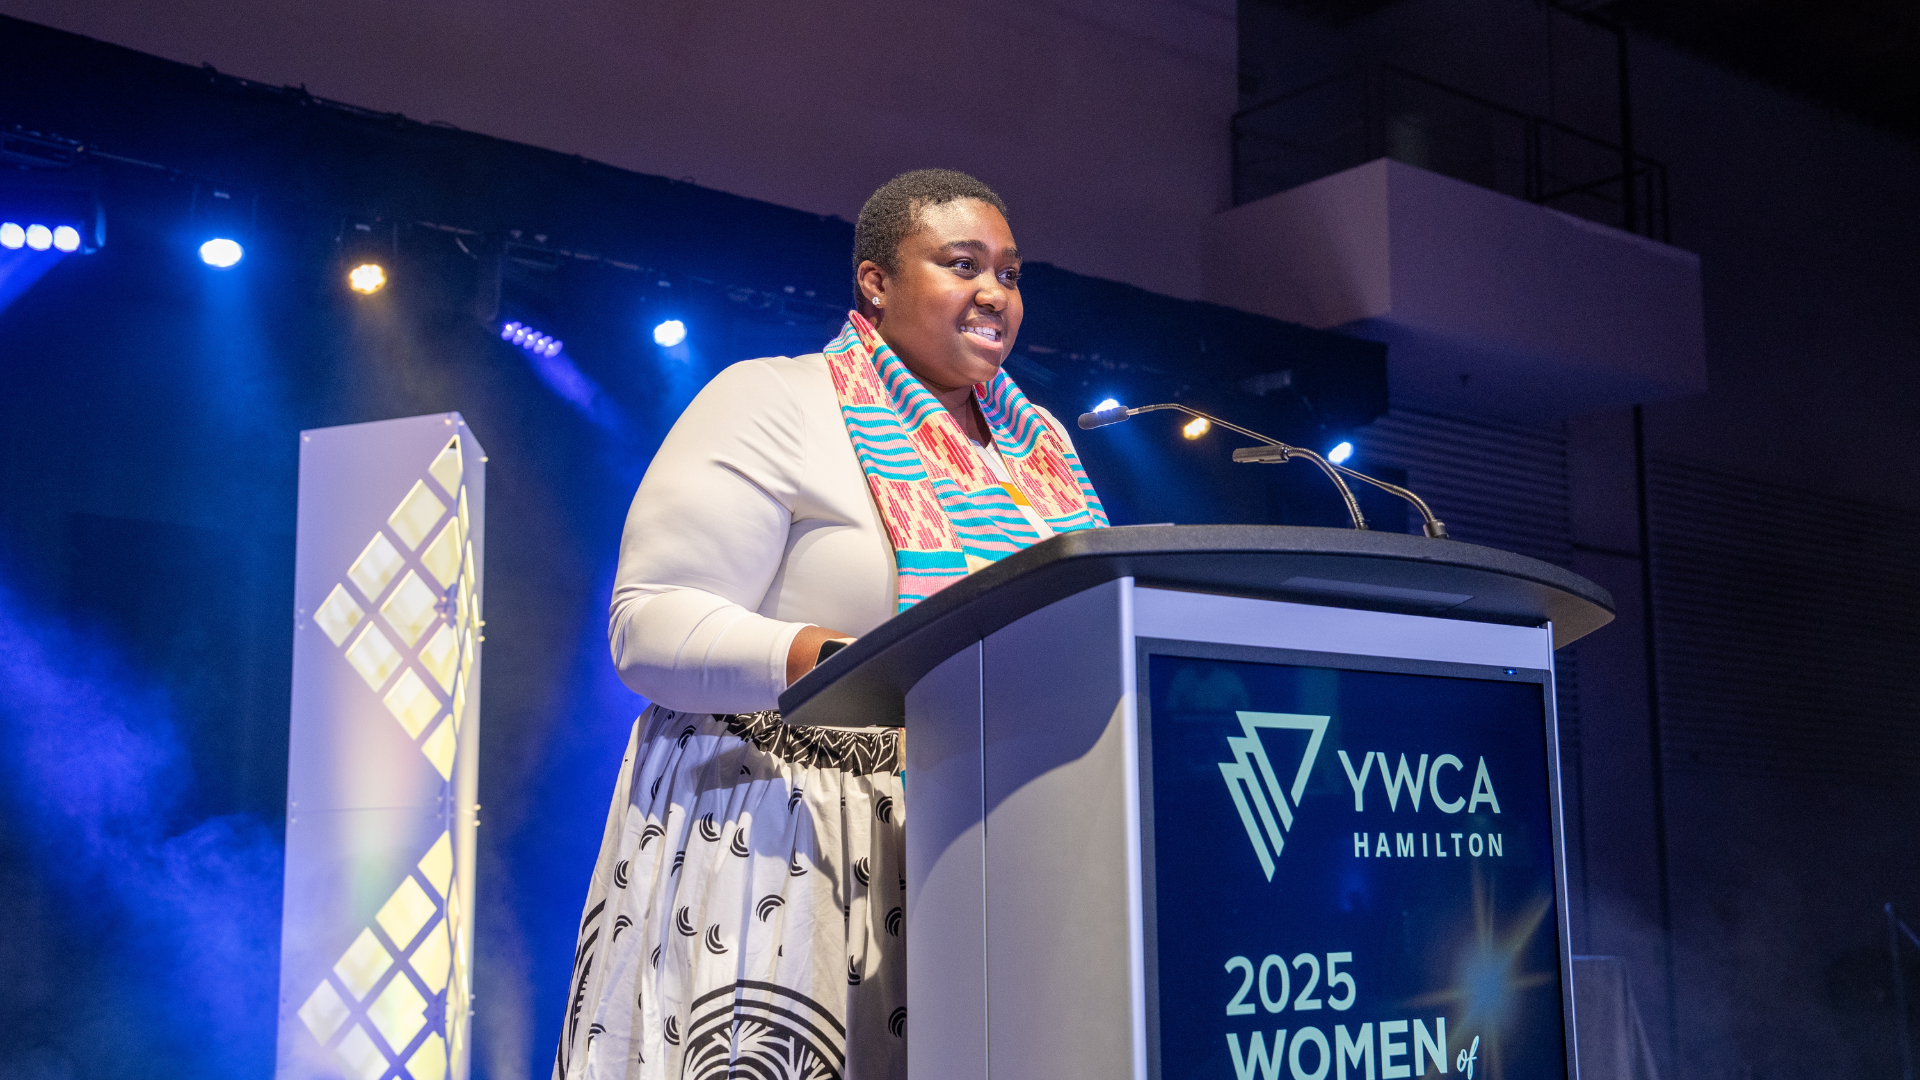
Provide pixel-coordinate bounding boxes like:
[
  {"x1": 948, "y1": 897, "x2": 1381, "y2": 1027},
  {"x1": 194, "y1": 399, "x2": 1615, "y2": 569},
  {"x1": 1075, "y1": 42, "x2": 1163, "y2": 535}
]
[{"x1": 823, "y1": 312, "x2": 1108, "y2": 611}]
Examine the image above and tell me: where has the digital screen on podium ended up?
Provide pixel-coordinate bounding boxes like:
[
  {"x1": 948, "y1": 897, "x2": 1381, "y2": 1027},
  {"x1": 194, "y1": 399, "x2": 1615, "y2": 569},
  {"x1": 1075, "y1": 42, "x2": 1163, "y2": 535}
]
[{"x1": 1143, "y1": 650, "x2": 1568, "y2": 1080}]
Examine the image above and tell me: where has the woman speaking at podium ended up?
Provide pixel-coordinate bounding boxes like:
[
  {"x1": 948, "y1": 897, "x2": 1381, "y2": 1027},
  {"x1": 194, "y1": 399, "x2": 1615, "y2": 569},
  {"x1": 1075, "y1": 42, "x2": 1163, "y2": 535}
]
[{"x1": 553, "y1": 170, "x2": 1107, "y2": 1078}]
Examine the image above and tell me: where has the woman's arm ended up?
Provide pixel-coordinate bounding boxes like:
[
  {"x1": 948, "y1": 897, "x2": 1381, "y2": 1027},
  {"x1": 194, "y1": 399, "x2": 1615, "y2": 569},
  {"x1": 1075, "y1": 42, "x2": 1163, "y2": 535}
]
[{"x1": 610, "y1": 360, "x2": 846, "y2": 713}]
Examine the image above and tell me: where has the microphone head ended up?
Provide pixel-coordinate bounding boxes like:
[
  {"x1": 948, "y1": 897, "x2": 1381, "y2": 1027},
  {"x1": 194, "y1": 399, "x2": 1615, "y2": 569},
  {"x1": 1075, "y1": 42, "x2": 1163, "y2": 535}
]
[{"x1": 1078, "y1": 405, "x2": 1130, "y2": 430}]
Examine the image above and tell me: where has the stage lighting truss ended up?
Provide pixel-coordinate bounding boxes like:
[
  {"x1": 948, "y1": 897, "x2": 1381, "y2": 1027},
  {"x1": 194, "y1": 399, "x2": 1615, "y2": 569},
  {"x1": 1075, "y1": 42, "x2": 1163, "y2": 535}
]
[
  {"x1": 0, "y1": 141, "x2": 106, "y2": 254},
  {"x1": 500, "y1": 321, "x2": 562, "y2": 357}
]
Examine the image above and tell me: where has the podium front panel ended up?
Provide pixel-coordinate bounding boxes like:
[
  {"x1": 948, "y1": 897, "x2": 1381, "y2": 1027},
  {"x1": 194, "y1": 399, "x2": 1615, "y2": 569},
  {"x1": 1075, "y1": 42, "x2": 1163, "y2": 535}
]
[{"x1": 904, "y1": 579, "x2": 1576, "y2": 1080}]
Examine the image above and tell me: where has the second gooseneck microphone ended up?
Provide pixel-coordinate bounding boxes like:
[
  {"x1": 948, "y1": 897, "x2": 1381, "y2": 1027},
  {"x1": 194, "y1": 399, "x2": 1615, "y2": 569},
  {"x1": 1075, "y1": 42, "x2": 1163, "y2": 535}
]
[{"x1": 1076, "y1": 402, "x2": 1449, "y2": 539}]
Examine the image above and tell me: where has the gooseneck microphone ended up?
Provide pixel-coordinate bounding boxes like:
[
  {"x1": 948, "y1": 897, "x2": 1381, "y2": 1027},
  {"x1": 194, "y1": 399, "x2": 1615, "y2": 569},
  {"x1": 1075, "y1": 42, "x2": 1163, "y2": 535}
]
[{"x1": 1076, "y1": 402, "x2": 1450, "y2": 539}]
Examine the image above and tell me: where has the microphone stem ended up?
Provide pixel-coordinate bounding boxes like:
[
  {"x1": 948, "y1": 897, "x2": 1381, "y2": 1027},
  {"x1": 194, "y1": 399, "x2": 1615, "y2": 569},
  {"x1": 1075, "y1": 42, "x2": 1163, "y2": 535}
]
[
  {"x1": 1127, "y1": 404, "x2": 1370, "y2": 531},
  {"x1": 1329, "y1": 464, "x2": 1449, "y2": 539}
]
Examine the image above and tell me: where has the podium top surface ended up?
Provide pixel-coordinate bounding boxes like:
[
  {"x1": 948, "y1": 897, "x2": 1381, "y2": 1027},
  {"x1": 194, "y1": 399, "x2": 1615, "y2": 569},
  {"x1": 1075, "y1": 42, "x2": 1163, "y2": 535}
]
[{"x1": 778, "y1": 524, "x2": 1614, "y2": 726}]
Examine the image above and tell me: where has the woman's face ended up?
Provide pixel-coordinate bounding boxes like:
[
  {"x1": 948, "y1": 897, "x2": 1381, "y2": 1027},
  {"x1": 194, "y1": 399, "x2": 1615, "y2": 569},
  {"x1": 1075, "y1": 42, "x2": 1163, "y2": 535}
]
[{"x1": 859, "y1": 198, "x2": 1022, "y2": 394}]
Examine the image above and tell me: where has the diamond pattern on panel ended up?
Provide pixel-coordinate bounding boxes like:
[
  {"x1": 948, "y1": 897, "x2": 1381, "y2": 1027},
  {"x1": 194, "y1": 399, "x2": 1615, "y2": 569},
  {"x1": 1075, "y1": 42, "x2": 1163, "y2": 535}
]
[
  {"x1": 382, "y1": 571, "x2": 442, "y2": 647},
  {"x1": 411, "y1": 920, "x2": 452, "y2": 994},
  {"x1": 298, "y1": 979, "x2": 351, "y2": 1043},
  {"x1": 422, "y1": 720, "x2": 457, "y2": 781},
  {"x1": 345, "y1": 625, "x2": 403, "y2": 692},
  {"x1": 377, "y1": 875, "x2": 437, "y2": 949},
  {"x1": 315, "y1": 585, "x2": 365, "y2": 647},
  {"x1": 419, "y1": 625, "x2": 458, "y2": 693},
  {"x1": 409, "y1": 1033, "x2": 450, "y2": 1080},
  {"x1": 389, "y1": 481, "x2": 447, "y2": 550},
  {"x1": 349, "y1": 533, "x2": 406, "y2": 601},
  {"x1": 303, "y1": 435, "x2": 479, "y2": 1080},
  {"x1": 368, "y1": 969, "x2": 429, "y2": 1052},
  {"x1": 334, "y1": 929, "x2": 393, "y2": 1000},
  {"x1": 429, "y1": 437, "x2": 463, "y2": 497},
  {"x1": 383, "y1": 669, "x2": 443, "y2": 739},
  {"x1": 421, "y1": 520, "x2": 463, "y2": 589},
  {"x1": 335, "y1": 1024, "x2": 389, "y2": 1080}
]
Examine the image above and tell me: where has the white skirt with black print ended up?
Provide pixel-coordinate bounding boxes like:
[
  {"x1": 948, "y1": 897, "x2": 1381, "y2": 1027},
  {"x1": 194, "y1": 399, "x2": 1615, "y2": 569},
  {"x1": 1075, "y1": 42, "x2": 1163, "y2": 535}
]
[{"x1": 553, "y1": 704, "x2": 906, "y2": 1080}]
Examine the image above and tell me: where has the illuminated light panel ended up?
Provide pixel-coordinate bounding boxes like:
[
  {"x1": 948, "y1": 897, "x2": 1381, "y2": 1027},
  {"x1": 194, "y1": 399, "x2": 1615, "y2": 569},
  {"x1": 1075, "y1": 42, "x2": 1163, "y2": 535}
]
[
  {"x1": 334, "y1": 1025, "x2": 389, "y2": 1080},
  {"x1": 382, "y1": 668, "x2": 442, "y2": 739},
  {"x1": 1327, "y1": 440, "x2": 1355, "y2": 465},
  {"x1": 199, "y1": 237, "x2": 243, "y2": 268},
  {"x1": 376, "y1": 876, "x2": 438, "y2": 949},
  {"x1": 381, "y1": 571, "x2": 441, "y2": 647},
  {"x1": 418, "y1": 833, "x2": 454, "y2": 898},
  {"x1": 653, "y1": 319, "x2": 687, "y2": 347},
  {"x1": 419, "y1": 624, "x2": 458, "y2": 692},
  {"x1": 333, "y1": 928, "x2": 393, "y2": 999},
  {"x1": 314, "y1": 584, "x2": 366, "y2": 646},
  {"x1": 298, "y1": 979, "x2": 352, "y2": 1043},
  {"x1": 420, "y1": 520, "x2": 462, "y2": 589},
  {"x1": 429, "y1": 437, "x2": 463, "y2": 495},
  {"x1": 1183, "y1": 416, "x2": 1211, "y2": 440},
  {"x1": 408, "y1": 1033, "x2": 450, "y2": 1080},
  {"x1": 422, "y1": 720, "x2": 458, "y2": 781},
  {"x1": 348, "y1": 263, "x2": 386, "y2": 294},
  {"x1": 367, "y1": 974, "x2": 430, "y2": 1066},
  {"x1": 452, "y1": 672, "x2": 467, "y2": 732},
  {"x1": 344, "y1": 625, "x2": 403, "y2": 691},
  {"x1": 412, "y1": 921, "x2": 452, "y2": 995},
  {"x1": 388, "y1": 480, "x2": 447, "y2": 550},
  {"x1": 348, "y1": 533, "x2": 405, "y2": 601}
]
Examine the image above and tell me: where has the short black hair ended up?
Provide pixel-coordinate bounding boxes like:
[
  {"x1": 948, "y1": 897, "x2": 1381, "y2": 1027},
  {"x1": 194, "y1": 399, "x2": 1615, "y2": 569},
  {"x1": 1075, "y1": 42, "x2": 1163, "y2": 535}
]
[{"x1": 852, "y1": 169, "x2": 1009, "y2": 291}]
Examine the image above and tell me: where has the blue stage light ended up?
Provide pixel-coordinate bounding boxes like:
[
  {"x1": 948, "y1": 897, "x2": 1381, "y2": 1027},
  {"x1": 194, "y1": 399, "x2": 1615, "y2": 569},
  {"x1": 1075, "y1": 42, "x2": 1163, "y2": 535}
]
[
  {"x1": 501, "y1": 321, "x2": 564, "y2": 358},
  {"x1": 1328, "y1": 441, "x2": 1354, "y2": 465},
  {"x1": 1093, "y1": 398, "x2": 1121, "y2": 412},
  {"x1": 199, "y1": 237, "x2": 244, "y2": 268},
  {"x1": 0, "y1": 223, "x2": 21, "y2": 249},
  {"x1": 653, "y1": 319, "x2": 687, "y2": 348},
  {"x1": 52, "y1": 226, "x2": 80, "y2": 253},
  {"x1": 25, "y1": 224, "x2": 52, "y2": 251}
]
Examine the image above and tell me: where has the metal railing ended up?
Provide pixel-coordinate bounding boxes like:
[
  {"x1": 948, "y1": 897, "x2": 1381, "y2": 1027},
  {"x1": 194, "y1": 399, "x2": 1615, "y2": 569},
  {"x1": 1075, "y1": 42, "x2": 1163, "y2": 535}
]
[{"x1": 1231, "y1": 64, "x2": 1670, "y2": 243}]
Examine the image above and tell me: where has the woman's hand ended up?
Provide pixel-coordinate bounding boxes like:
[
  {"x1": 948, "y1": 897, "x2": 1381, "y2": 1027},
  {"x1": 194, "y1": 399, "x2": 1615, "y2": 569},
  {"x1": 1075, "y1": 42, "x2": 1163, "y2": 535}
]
[{"x1": 786, "y1": 625, "x2": 855, "y2": 686}]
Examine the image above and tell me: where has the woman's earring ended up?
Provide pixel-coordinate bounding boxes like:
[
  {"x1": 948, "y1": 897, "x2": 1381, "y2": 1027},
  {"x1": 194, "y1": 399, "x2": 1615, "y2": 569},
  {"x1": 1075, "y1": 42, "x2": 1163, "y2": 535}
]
[{"x1": 872, "y1": 296, "x2": 882, "y2": 306}]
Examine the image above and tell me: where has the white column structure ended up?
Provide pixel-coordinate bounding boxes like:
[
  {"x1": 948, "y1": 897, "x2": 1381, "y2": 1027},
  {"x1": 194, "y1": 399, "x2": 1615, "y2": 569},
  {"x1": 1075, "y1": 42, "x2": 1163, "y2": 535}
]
[{"x1": 276, "y1": 413, "x2": 486, "y2": 1080}]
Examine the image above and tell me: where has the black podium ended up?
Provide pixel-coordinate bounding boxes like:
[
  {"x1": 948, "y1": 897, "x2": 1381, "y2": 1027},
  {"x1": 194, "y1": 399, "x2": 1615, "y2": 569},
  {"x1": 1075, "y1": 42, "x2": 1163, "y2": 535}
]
[{"x1": 781, "y1": 525, "x2": 1613, "y2": 1080}]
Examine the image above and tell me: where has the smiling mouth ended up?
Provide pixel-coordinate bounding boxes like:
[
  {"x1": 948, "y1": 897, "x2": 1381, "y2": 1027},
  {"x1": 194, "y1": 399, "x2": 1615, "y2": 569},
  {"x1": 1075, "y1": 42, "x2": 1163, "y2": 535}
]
[{"x1": 961, "y1": 325, "x2": 1002, "y2": 344}]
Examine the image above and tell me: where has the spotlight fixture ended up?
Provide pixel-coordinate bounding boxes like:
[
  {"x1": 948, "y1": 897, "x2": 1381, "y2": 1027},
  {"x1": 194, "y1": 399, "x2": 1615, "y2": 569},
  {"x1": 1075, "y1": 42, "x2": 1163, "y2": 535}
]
[
  {"x1": 348, "y1": 263, "x2": 387, "y2": 294},
  {"x1": 199, "y1": 237, "x2": 244, "y2": 269},
  {"x1": 1182, "y1": 416, "x2": 1211, "y2": 440},
  {"x1": 1327, "y1": 441, "x2": 1354, "y2": 465},
  {"x1": 501, "y1": 320, "x2": 563, "y2": 357},
  {"x1": 0, "y1": 153, "x2": 106, "y2": 254},
  {"x1": 652, "y1": 319, "x2": 687, "y2": 348}
]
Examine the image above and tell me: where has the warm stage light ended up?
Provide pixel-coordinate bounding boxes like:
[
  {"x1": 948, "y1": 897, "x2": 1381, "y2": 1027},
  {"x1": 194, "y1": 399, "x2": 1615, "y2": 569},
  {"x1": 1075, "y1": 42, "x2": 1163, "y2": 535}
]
[
  {"x1": 1328, "y1": 441, "x2": 1354, "y2": 464},
  {"x1": 653, "y1": 319, "x2": 687, "y2": 348},
  {"x1": 199, "y1": 237, "x2": 244, "y2": 268},
  {"x1": 24, "y1": 224, "x2": 52, "y2": 251},
  {"x1": 348, "y1": 263, "x2": 387, "y2": 294},
  {"x1": 1182, "y1": 417, "x2": 1211, "y2": 440},
  {"x1": 0, "y1": 223, "x2": 22, "y2": 249}
]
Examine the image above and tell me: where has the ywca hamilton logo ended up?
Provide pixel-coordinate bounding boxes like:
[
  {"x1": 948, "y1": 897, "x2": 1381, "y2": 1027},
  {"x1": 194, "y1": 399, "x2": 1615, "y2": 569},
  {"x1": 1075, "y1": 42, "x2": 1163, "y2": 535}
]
[{"x1": 1217, "y1": 712, "x2": 1329, "y2": 881}]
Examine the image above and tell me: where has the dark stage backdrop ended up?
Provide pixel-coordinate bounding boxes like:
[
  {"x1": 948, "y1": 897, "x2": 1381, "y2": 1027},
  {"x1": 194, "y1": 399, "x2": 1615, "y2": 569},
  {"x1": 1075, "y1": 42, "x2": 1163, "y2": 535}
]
[{"x1": 0, "y1": 17, "x2": 1389, "y2": 1078}]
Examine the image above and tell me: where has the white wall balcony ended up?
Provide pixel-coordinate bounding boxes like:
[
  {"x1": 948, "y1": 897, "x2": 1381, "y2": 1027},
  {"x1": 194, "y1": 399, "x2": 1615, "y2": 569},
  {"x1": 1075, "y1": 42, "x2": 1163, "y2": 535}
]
[{"x1": 1204, "y1": 158, "x2": 1705, "y2": 421}]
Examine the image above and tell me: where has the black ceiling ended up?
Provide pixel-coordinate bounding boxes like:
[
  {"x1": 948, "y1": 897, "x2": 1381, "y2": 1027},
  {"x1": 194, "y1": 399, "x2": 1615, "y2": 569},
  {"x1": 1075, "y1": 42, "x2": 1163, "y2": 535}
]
[{"x1": 1258, "y1": 0, "x2": 1920, "y2": 144}]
